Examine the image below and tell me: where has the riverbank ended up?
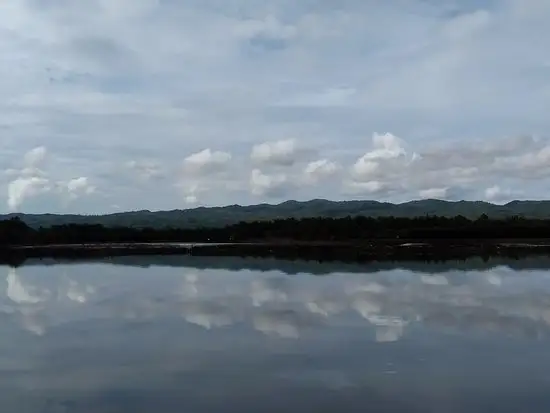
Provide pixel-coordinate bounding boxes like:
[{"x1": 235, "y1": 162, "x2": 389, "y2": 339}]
[{"x1": 2, "y1": 239, "x2": 550, "y2": 265}]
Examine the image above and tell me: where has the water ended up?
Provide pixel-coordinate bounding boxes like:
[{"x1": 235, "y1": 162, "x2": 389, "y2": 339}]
[{"x1": 2, "y1": 256, "x2": 550, "y2": 412}]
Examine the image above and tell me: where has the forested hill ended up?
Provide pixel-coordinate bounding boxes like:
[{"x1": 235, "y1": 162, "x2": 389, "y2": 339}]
[{"x1": 2, "y1": 199, "x2": 550, "y2": 229}]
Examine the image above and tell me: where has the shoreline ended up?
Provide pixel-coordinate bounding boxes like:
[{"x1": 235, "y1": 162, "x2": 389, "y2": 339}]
[{"x1": 3, "y1": 239, "x2": 550, "y2": 265}]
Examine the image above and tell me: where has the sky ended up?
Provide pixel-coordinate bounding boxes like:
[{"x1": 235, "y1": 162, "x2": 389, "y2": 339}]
[{"x1": 1, "y1": 0, "x2": 549, "y2": 214}]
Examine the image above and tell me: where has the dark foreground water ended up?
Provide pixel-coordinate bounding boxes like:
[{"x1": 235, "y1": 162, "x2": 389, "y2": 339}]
[{"x1": 2, "y1": 257, "x2": 550, "y2": 412}]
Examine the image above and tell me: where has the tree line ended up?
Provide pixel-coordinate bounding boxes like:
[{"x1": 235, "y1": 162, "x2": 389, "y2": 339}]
[{"x1": 2, "y1": 214, "x2": 550, "y2": 246}]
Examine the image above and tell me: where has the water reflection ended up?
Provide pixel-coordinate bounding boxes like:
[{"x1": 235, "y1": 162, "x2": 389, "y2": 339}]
[
  {"x1": 19, "y1": 254, "x2": 550, "y2": 274},
  {"x1": 3, "y1": 263, "x2": 550, "y2": 340},
  {"x1": 2, "y1": 260, "x2": 550, "y2": 411}
]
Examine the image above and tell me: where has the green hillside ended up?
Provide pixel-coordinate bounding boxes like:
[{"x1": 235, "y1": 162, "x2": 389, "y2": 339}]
[{"x1": 2, "y1": 199, "x2": 550, "y2": 229}]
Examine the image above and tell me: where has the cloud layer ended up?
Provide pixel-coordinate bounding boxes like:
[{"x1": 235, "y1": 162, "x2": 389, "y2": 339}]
[{"x1": 1, "y1": 0, "x2": 549, "y2": 212}]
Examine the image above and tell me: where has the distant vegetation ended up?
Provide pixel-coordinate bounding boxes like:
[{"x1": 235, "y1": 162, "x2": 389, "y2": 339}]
[
  {"x1": 2, "y1": 213, "x2": 550, "y2": 246},
  {"x1": 3, "y1": 199, "x2": 550, "y2": 229}
]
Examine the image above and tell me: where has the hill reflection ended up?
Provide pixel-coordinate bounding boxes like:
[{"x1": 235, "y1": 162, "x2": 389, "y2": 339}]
[{"x1": 14, "y1": 254, "x2": 550, "y2": 274}]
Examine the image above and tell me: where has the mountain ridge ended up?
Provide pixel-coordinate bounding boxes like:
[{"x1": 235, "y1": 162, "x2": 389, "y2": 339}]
[{"x1": 2, "y1": 199, "x2": 550, "y2": 229}]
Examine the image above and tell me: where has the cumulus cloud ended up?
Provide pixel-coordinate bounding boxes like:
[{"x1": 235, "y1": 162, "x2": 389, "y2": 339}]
[
  {"x1": 23, "y1": 146, "x2": 47, "y2": 168},
  {"x1": 66, "y1": 177, "x2": 96, "y2": 197},
  {"x1": 4, "y1": 147, "x2": 100, "y2": 211},
  {"x1": 303, "y1": 159, "x2": 340, "y2": 184},
  {"x1": 338, "y1": 133, "x2": 550, "y2": 200},
  {"x1": 419, "y1": 187, "x2": 450, "y2": 200},
  {"x1": 361, "y1": 133, "x2": 409, "y2": 162},
  {"x1": 343, "y1": 180, "x2": 394, "y2": 196},
  {"x1": 251, "y1": 139, "x2": 303, "y2": 166},
  {"x1": 484, "y1": 185, "x2": 518, "y2": 203},
  {"x1": 351, "y1": 133, "x2": 412, "y2": 181},
  {"x1": 177, "y1": 149, "x2": 235, "y2": 203},
  {"x1": 7, "y1": 177, "x2": 50, "y2": 211},
  {"x1": 5, "y1": 147, "x2": 52, "y2": 211},
  {"x1": 345, "y1": 133, "x2": 417, "y2": 196},
  {"x1": 1, "y1": 0, "x2": 549, "y2": 209},
  {"x1": 178, "y1": 181, "x2": 220, "y2": 206},
  {"x1": 183, "y1": 149, "x2": 232, "y2": 175},
  {"x1": 184, "y1": 193, "x2": 199, "y2": 205},
  {"x1": 7, "y1": 133, "x2": 550, "y2": 210},
  {"x1": 250, "y1": 169, "x2": 288, "y2": 197}
]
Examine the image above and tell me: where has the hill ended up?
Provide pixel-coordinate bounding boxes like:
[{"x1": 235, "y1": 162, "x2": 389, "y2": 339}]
[{"x1": 2, "y1": 199, "x2": 550, "y2": 229}]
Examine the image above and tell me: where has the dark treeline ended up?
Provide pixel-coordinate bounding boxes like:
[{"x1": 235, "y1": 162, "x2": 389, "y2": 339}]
[{"x1": 3, "y1": 214, "x2": 550, "y2": 246}]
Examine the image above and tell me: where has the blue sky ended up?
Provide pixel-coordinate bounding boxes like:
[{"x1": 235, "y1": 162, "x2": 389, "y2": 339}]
[{"x1": 1, "y1": 0, "x2": 549, "y2": 213}]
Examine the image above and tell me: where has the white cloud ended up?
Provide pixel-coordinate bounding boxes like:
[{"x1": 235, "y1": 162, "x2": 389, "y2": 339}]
[
  {"x1": 351, "y1": 159, "x2": 379, "y2": 179},
  {"x1": 0, "y1": 0, "x2": 549, "y2": 210},
  {"x1": 337, "y1": 134, "x2": 550, "y2": 201},
  {"x1": 419, "y1": 187, "x2": 449, "y2": 199},
  {"x1": 23, "y1": 146, "x2": 47, "y2": 167},
  {"x1": 66, "y1": 177, "x2": 96, "y2": 199},
  {"x1": 7, "y1": 177, "x2": 50, "y2": 211},
  {"x1": 183, "y1": 149, "x2": 232, "y2": 175},
  {"x1": 361, "y1": 133, "x2": 409, "y2": 162},
  {"x1": 4, "y1": 147, "x2": 52, "y2": 211},
  {"x1": 251, "y1": 139, "x2": 302, "y2": 166},
  {"x1": 351, "y1": 133, "x2": 413, "y2": 184},
  {"x1": 303, "y1": 159, "x2": 339, "y2": 184},
  {"x1": 484, "y1": 185, "x2": 517, "y2": 203},
  {"x1": 250, "y1": 169, "x2": 288, "y2": 197},
  {"x1": 177, "y1": 179, "x2": 234, "y2": 206},
  {"x1": 4, "y1": 147, "x2": 101, "y2": 211},
  {"x1": 180, "y1": 182, "x2": 204, "y2": 205},
  {"x1": 343, "y1": 180, "x2": 393, "y2": 196}
]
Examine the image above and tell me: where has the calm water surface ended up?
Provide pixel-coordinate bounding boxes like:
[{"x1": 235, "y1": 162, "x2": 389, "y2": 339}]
[{"x1": 2, "y1": 257, "x2": 550, "y2": 412}]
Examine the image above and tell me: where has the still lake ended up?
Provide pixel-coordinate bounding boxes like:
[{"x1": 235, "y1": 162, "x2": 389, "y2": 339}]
[{"x1": 2, "y1": 256, "x2": 550, "y2": 412}]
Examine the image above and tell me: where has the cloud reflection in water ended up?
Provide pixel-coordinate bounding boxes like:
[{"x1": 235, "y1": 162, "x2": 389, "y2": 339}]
[{"x1": 2, "y1": 263, "x2": 550, "y2": 341}]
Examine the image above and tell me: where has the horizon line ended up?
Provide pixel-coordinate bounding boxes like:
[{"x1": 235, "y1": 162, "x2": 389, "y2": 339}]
[{"x1": 0, "y1": 198, "x2": 546, "y2": 216}]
